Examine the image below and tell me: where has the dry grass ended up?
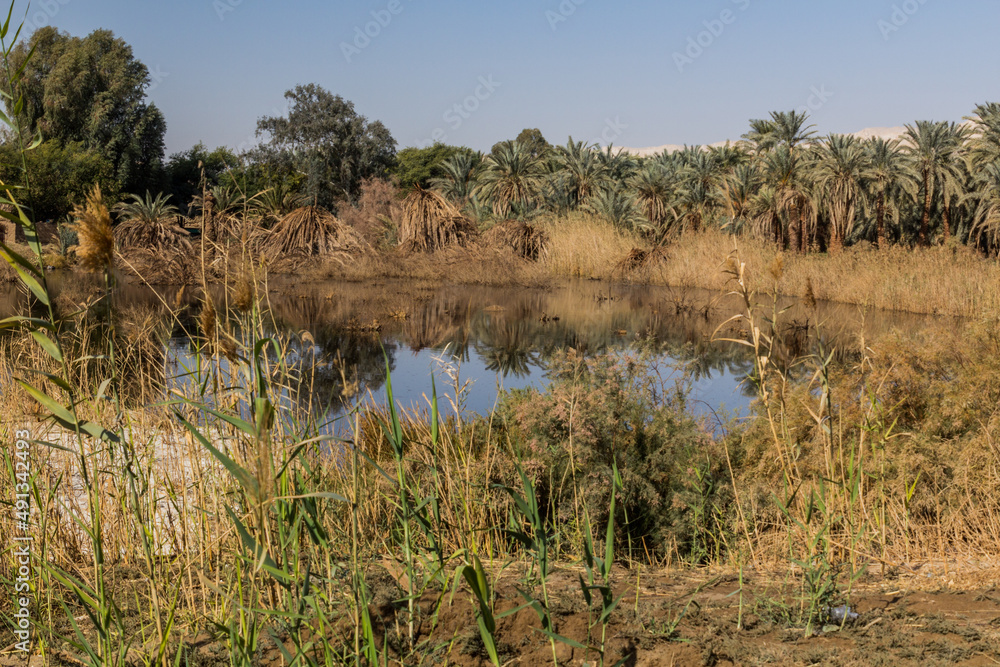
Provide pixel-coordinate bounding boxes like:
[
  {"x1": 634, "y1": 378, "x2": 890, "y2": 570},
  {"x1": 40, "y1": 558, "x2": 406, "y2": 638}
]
[
  {"x1": 540, "y1": 212, "x2": 637, "y2": 279},
  {"x1": 398, "y1": 186, "x2": 477, "y2": 251},
  {"x1": 644, "y1": 229, "x2": 1000, "y2": 317},
  {"x1": 482, "y1": 220, "x2": 550, "y2": 261},
  {"x1": 337, "y1": 177, "x2": 401, "y2": 248}
]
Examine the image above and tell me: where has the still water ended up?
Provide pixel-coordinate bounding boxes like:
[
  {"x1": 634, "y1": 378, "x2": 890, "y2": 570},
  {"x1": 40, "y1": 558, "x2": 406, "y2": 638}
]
[{"x1": 2, "y1": 276, "x2": 958, "y2": 429}]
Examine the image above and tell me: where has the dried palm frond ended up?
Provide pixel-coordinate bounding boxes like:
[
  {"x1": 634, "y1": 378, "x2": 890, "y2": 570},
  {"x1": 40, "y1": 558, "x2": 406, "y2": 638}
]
[
  {"x1": 616, "y1": 246, "x2": 669, "y2": 275},
  {"x1": 114, "y1": 192, "x2": 192, "y2": 254},
  {"x1": 70, "y1": 184, "x2": 114, "y2": 273},
  {"x1": 482, "y1": 220, "x2": 549, "y2": 261},
  {"x1": 261, "y1": 206, "x2": 365, "y2": 258},
  {"x1": 399, "y1": 186, "x2": 477, "y2": 251}
]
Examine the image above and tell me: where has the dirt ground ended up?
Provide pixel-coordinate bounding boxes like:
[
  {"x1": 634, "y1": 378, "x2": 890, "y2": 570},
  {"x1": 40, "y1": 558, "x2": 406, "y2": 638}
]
[{"x1": 6, "y1": 560, "x2": 999, "y2": 666}]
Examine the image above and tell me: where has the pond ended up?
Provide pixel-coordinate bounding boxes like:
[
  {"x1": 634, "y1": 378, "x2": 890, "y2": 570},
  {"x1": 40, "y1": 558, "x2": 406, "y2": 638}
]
[{"x1": 1, "y1": 276, "x2": 959, "y2": 430}]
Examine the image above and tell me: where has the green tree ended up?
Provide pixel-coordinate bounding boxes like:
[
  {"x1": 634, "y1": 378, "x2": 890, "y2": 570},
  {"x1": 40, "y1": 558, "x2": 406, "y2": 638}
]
[
  {"x1": 8, "y1": 26, "x2": 167, "y2": 196},
  {"x1": 514, "y1": 128, "x2": 551, "y2": 159},
  {"x1": 812, "y1": 134, "x2": 867, "y2": 253},
  {"x1": 745, "y1": 111, "x2": 817, "y2": 251},
  {"x1": 256, "y1": 84, "x2": 396, "y2": 208},
  {"x1": 430, "y1": 151, "x2": 483, "y2": 204},
  {"x1": 0, "y1": 140, "x2": 115, "y2": 221},
  {"x1": 904, "y1": 120, "x2": 965, "y2": 246},
  {"x1": 478, "y1": 141, "x2": 545, "y2": 218},
  {"x1": 863, "y1": 138, "x2": 918, "y2": 248},
  {"x1": 555, "y1": 138, "x2": 609, "y2": 209},
  {"x1": 165, "y1": 142, "x2": 238, "y2": 214},
  {"x1": 394, "y1": 143, "x2": 470, "y2": 191}
]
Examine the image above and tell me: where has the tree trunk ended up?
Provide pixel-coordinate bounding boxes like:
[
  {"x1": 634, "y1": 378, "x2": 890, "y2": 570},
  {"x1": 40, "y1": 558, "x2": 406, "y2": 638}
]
[
  {"x1": 876, "y1": 193, "x2": 886, "y2": 249},
  {"x1": 943, "y1": 199, "x2": 951, "y2": 244},
  {"x1": 919, "y1": 170, "x2": 932, "y2": 246},
  {"x1": 790, "y1": 200, "x2": 802, "y2": 253},
  {"x1": 829, "y1": 219, "x2": 843, "y2": 254}
]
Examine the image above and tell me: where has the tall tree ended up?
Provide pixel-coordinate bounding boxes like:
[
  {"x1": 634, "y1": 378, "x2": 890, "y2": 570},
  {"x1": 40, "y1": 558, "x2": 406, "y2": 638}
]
[
  {"x1": 743, "y1": 111, "x2": 816, "y2": 251},
  {"x1": 555, "y1": 138, "x2": 609, "y2": 208},
  {"x1": 864, "y1": 138, "x2": 918, "y2": 248},
  {"x1": 8, "y1": 27, "x2": 167, "y2": 196},
  {"x1": 478, "y1": 140, "x2": 545, "y2": 218},
  {"x1": 394, "y1": 143, "x2": 469, "y2": 191},
  {"x1": 256, "y1": 84, "x2": 396, "y2": 208},
  {"x1": 903, "y1": 120, "x2": 965, "y2": 246},
  {"x1": 812, "y1": 134, "x2": 867, "y2": 253}
]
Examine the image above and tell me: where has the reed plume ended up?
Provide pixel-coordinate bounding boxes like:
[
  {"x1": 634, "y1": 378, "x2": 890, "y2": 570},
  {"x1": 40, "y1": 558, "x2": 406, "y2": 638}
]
[{"x1": 71, "y1": 184, "x2": 115, "y2": 274}]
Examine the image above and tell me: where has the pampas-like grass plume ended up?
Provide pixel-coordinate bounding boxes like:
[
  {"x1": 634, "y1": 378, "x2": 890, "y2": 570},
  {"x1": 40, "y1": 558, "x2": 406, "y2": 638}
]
[{"x1": 71, "y1": 184, "x2": 115, "y2": 274}]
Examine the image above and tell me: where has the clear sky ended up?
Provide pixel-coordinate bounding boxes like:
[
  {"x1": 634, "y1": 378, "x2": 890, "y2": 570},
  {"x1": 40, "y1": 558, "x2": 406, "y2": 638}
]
[{"x1": 20, "y1": 0, "x2": 1000, "y2": 156}]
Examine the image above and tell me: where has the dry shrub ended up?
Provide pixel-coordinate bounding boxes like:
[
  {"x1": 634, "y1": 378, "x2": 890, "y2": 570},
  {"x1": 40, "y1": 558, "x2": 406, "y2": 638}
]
[
  {"x1": 118, "y1": 248, "x2": 199, "y2": 285},
  {"x1": 338, "y1": 178, "x2": 402, "y2": 247},
  {"x1": 615, "y1": 246, "x2": 669, "y2": 276},
  {"x1": 261, "y1": 206, "x2": 366, "y2": 261},
  {"x1": 482, "y1": 220, "x2": 549, "y2": 261},
  {"x1": 399, "y1": 186, "x2": 477, "y2": 251},
  {"x1": 115, "y1": 215, "x2": 193, "y2": 254}
]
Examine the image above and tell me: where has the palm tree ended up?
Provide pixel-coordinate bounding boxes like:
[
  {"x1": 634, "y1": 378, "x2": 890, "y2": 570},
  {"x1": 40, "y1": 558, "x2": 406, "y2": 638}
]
[
  {"x1": 555, "y1": 138, "x2": 609, "y2": 208},
  {"x1": 478, "y1": 141, "x2": 546, "y2": 218},
  {"x1": 114, "y1": 191, "x2": 192, "y2": 252},
  {"x1": 812, "y1": 134, "x2": 868, "y2": 253},
  {"x1": 967, "y1": 161, "x2": 1000, "y2": 254},
  {"x1": 938, "y1": 123, "x2": 971, "y2": 243},
  {"x1": 629, "y1": 163, "x2": 677, "y2": 232},
  {"x1": 717, "y1": 164, "x2": 761, "y2": 232},
  {"x1": 743, "y1": 110, "x2": 816, "y2": 152},
  {"x1": 761, "y1": 145, "x2": 814, "y2": 252},
  {"x1": 966, "y1": 102, "x2": 1000, "y2": 168},
  {"x1": 675, "y1": 179, "x2": 715, "y2": 234},
  {"x1": 744, "y1": 111, "x2": 817, "y2": 251},
  {"x1": 431, "y1": 151, "x2": 483, "y2": 204},
  {"x1": 597, "y1": 145, "x2": 638, "y2": 182},
  {"x1": 903, "y1": 120, "x2": 966, "y2": 246},
  {"x1": 746, "y1": 185, "x2": 783, "y2": 243},
  {"x1": 863, "y1": 138, "x2": 918, "y2": 248},
  {"x1": 584, "y1": 186, "x2": 647, "y2": 232}
]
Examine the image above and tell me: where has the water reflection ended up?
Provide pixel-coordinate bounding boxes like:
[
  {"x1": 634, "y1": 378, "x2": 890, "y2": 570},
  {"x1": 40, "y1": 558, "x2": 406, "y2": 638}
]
[{"x1": 0, "y1": 277, "x2": 962, "y2": 423}]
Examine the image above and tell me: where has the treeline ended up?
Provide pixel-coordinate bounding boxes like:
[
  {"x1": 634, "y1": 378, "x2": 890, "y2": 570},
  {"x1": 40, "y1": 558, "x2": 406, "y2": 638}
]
[
  {"x1": 5, "y1": 26, "x2": 1000, "y2": 258},
  {"x1": 412, "y1": 112, "x2": 1000, "y2": 256}
]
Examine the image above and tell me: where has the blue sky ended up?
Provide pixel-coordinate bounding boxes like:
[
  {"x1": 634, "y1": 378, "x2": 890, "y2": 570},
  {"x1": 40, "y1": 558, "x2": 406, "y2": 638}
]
[{"x1": 21, "y1": 0, "x2": 1000, "y2": 155}]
